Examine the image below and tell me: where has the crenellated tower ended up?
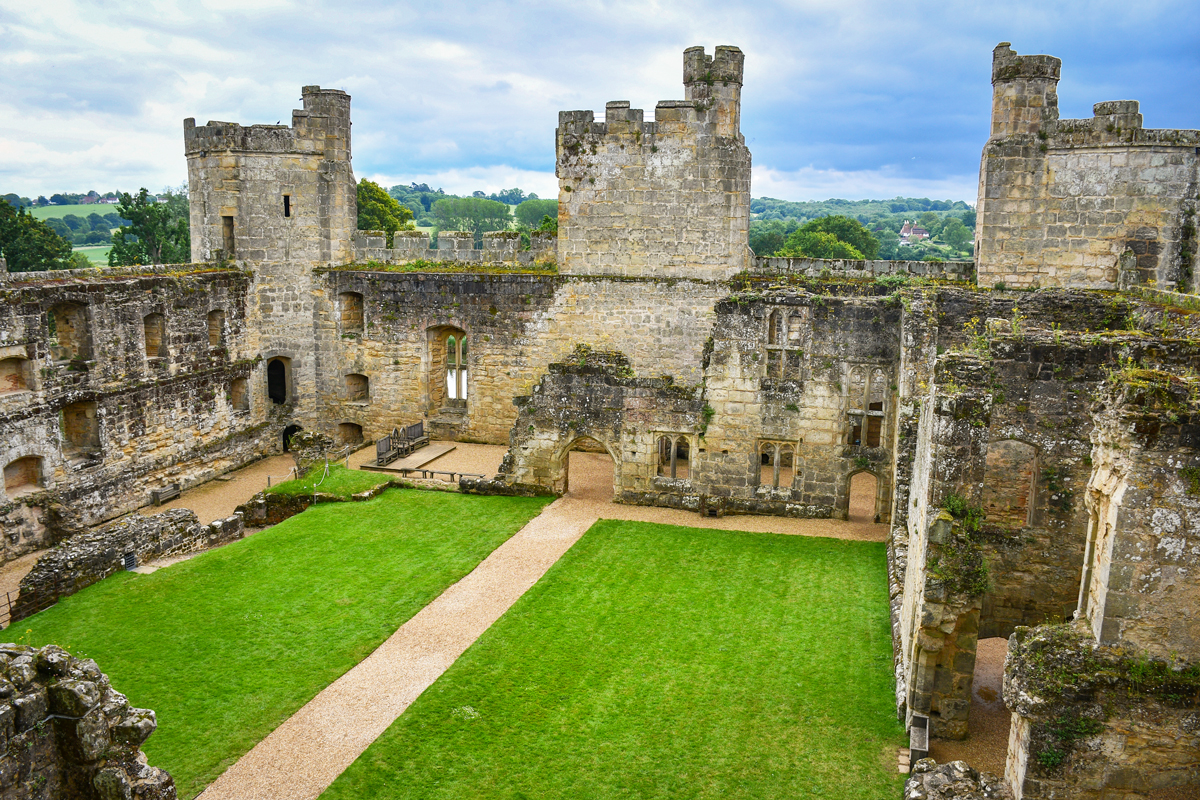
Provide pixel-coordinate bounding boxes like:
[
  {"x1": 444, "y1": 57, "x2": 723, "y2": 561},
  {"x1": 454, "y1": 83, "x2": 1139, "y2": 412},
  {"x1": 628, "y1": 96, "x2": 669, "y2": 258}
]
[
  {"x1": 988, "y1": 42, "x2": 1060, "y2": 138},
  {"x1": 555, "y1": 45, "x2": 752, "y2": 280}
]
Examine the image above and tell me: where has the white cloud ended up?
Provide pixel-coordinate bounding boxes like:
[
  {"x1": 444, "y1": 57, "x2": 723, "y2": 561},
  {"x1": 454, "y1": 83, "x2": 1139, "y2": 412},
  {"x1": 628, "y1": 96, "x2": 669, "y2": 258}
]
[{"x1": 752, "y1": 166, "x2": 978, "y2": 204}]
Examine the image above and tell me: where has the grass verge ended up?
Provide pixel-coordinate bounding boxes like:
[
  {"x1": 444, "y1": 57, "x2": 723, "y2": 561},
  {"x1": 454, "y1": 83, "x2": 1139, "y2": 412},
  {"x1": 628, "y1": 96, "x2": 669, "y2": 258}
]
[
  {"x1": 266, "y1": 463, "x2": 392, "y2": 498},
  {"x1": 10, "y1": 488, "x2": 551, "y2": 798},
  {"x1": 323, "y1": 519, "x2": 904, "y2": 799}
]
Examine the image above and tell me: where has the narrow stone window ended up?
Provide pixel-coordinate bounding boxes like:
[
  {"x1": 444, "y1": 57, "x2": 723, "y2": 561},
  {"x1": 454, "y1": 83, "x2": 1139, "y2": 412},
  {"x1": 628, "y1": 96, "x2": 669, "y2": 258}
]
[
  {"x1": 0, "y1": 357, "x2": 29, "y2": 393},
  {"x1": 849, "y1": 414, "x2": 863, "y2": 446},
  {"x1": 864, "y1": 368, "x2": 886, "y2": 447},
  {"x1": 230, "y1": 377, "x2": 249, "y2": 411},
  {"x1": 338, "y1": 422, "x2": 364, "y2": 445},
  {"x1": 657, "y1": 435, "x2": 692, "y2": 479},
  {"x1": 759, "y1": 441, "x2": 795, "y2": 489},
  {"x1": 283, "y1": 194, "x2": 292, "y2": 218},
  {"x1": 61, "y1": 401, "x2": 100, "y2": 454},
  {"x1": 267, "y1": 357, "x2": 290, "y2": 405},
  {"x1": 339, "y1": 292, "x2": 364, "y2": 335},
  {"x1": 143, "y1": 313, "x2": 166, "y2": 359},
  {"x1": 429, "y1": 326, "x2": 467, "y2": 411},
  {"x1": 48, "y1": 303, "x2": 89, "y2": 361},
  {"x1": 208, "y1": 310, "x2": 225, "y2": 348},
  {"x1": 3, "y1": 456, "x2": 43, "y2": 496},
  {"x1": 768, "y1": 311, "x2": 783, "y2": 345},
  {"x1": 222, "y1": 215, "x2": 236, "y2": 258},
  {"x1": 345, "y1": 373, "x2": 369, "y2": 402},
  {"x1": 445, "y1": 335, "x2": 468, "y2": 401}
]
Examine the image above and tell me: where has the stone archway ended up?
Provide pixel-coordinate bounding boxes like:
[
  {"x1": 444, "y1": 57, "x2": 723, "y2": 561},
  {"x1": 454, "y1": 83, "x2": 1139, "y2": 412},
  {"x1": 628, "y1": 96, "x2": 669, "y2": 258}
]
[
  {"x1": 555, "y1": 435, "x2": 617, "y2": 501},
  {"x1": 848, "y1": 470, "x2": 880, "y2": 523}
]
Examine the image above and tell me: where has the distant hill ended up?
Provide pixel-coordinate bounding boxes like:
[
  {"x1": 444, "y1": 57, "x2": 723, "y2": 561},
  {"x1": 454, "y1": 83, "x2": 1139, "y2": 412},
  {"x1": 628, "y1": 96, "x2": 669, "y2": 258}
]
[{"x1": 751, "y1": 196, "x2": 971, "y2": 222}]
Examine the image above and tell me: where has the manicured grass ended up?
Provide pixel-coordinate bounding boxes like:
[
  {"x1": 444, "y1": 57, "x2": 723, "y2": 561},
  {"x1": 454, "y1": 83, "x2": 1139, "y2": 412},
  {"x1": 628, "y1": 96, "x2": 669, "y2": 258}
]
[
  {"x1": 28, "y1": 203, "x2": 117, "y2": 220},
  {"x1": 324, "y1": 520, "x2": 905, "y2": 800},
  {"x1": 11, "y1": 489, "x2": 551, "y2": 799},
  {"x1": 266, "y1": 463, "x2": 392, "y2": 498},
  {"x1": 73, "y1": 245, "x2": 111, "y2": 264}
]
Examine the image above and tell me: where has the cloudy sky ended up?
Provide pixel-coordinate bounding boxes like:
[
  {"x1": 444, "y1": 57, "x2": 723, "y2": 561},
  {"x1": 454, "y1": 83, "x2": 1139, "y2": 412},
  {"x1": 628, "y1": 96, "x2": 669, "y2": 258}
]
[{"x1": 2, "y1": 0, "x2": 1197, "y2": 203}]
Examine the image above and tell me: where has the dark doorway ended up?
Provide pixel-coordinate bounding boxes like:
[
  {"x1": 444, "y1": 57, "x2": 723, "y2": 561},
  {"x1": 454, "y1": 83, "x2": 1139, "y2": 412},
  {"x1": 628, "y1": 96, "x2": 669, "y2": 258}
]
[
  {"x1": 282, "y1": 425, "x2": 303, "y2": 452},
  {"x1": 267, "y1": 358, "x2": 288, "y2": 404}
]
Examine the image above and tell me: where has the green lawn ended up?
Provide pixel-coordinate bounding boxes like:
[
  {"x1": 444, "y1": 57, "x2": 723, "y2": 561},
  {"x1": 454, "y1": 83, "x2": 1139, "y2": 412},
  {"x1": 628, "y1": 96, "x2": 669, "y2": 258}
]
[
  {"x1": 73, "y1": 245, "x2": 111, "y2": 264},
  {"x1": 323, "y1": 520, "x2": 905, "y2": 800},
  {"x1": 27, "y1": 203, "x2": 118, "y2": 220},
  {"x1": 267, "y1": 463, "x2": 392, "y2": 498},
  {"x1": 11, "y1": 489, "x2": 551, "y2": 799}
]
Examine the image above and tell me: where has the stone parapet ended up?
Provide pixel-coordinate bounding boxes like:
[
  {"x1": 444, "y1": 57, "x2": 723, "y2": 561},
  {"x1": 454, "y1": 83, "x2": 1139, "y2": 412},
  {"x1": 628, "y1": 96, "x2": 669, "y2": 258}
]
[
  {"x1": 351, "y1": 229, "x2": 556, "y2": 268},
  {"x1": 750, "y1": 256, "x2": 974, "y2": 282}
]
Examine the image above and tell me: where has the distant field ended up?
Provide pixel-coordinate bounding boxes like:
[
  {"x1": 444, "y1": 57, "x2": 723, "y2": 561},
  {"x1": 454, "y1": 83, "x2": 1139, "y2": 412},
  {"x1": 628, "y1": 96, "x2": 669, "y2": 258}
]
[
  {"x1": 28, "y1": 203, "x2": 122, "y2": 220},
  {"x1": 73, "y1": 245, "x2": 111, "y2": 265}
]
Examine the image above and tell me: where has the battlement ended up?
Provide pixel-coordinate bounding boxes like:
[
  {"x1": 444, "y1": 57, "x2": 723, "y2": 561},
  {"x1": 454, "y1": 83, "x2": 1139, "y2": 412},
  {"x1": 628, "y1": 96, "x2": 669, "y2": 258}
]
[
  {"x1": 351, "y1": 229, "x2": 557, "y2": 268},
  {"x1": 184, "y1": 86, "x2": 350, "y2": 157},
  {"x1": 683, "y1": 45, "x2": 744, "y2": 86},
  {"x1": 990, "y1": 42, "x2": 1061, "y2": 84}
]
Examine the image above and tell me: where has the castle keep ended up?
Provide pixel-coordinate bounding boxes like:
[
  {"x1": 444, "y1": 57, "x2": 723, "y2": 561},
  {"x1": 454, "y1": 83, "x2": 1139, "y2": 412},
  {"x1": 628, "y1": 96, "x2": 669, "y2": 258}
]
[{"x1": 2, "y1": 43, "x2": 1199, "y2": 799}]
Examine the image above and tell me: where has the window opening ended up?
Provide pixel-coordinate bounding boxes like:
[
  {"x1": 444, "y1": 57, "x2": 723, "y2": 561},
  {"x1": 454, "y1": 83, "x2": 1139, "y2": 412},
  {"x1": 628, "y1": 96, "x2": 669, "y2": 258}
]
[
  {"x1": 0, "y1": 358, "x2": 28, "y2": 393},
  {"x1": 339, "y1": 292, "x2": 364, "y2": 334},
  {"x1": 222, "y1": 215, "x2": 236, "y2": 258},
  {"x1": 338, "y1": 422, "x2": 364, "y2": 446},
  {"x1": 208, "y1": 310, "x2": 225, "y2": 348},
  {"x1": 283, "y1": 194, "x2": 291, "y2": 218},
  {"x1": 759, "y1": 442, "x2": 795, "y2": 489},
  {"x1": 143, "y1": 313, "x2": 166, "y2": 359},
  {"x1": 61, "y1": 401, "x2": 100, "y2": 453},
  {"x1": 267, "y1": 358, "x2": 289, "y2": 404},
  {"x1": 230, "y1": 378, "x2": 249, "y2": 411},
  {"x1": 657, "y1": 435, "x2": 692, "y2": 480},
  {"x1": 3, "y1": 456, "x2": 43, "y2": 496},
  {"x1": 48, "y1": 304, "x2": 88, "y2": 361},
  {"x1": 345, "y1": 373, "x2": 369, "y2": 402}
]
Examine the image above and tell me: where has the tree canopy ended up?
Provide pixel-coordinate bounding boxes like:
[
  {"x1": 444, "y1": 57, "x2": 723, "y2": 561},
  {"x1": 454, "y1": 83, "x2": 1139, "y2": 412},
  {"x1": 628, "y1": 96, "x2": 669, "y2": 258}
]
[
  {"x1": 0, "y1": 199, "x2": 75, "y2": 271},
  {"x1": 108, "y1": 188, "x2": 190, "y2": 266},
  {"x1": 514, "y1": 198, "x2": 558, "y2": 228},
  {"x1": 357, "y1": 179, "x2": 414, "y2": 246},
  {"x1": 777, "y1": 215, "x2": 879, "y2": 260},
  {"x1": 432, "y1": 197, "x2": 511, "y2": 243}
]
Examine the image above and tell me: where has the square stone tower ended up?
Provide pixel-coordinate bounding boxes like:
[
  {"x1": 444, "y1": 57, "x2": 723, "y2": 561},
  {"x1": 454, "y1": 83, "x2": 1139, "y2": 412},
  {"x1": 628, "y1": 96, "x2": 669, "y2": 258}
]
[{"x1": 555, "y1": 45, "x2": 753, "y2": 280}]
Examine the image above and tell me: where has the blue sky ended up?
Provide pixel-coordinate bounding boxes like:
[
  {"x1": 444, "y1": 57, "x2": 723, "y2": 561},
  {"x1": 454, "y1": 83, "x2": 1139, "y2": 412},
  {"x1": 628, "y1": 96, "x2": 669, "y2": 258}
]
[{"x1": 1, "y1": 0, "x2": 1197, "y2": 203}]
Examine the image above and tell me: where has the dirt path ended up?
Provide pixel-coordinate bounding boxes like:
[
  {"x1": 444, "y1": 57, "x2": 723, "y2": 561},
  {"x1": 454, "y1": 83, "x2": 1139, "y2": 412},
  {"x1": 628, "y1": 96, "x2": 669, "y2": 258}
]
[
  {"x1": 928, "y1": 636, "x2": 1010, "y2": 775},
  {"x1": 197, "y1": 450, "x2": 888, "y2": 800}
]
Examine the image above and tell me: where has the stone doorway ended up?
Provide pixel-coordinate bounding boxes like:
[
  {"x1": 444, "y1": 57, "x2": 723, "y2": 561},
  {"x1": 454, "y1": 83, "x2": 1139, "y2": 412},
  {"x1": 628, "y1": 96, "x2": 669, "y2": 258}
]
[
  {"x1": 560, "y1": 437, "x2": 615, "y2": 501},
  {"x1": 848, "y1": 471, "x2": 879, "y2": 523},
  {"x1": 928, "y1": 637, "x2": 1010, "y2": 776}
]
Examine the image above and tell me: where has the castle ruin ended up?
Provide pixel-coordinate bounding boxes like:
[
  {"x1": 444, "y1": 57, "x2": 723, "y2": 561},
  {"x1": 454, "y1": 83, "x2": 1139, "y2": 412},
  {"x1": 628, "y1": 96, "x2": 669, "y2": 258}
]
[{"x1": 1, "y1": 43, "x2": 1198, "y2": 798}]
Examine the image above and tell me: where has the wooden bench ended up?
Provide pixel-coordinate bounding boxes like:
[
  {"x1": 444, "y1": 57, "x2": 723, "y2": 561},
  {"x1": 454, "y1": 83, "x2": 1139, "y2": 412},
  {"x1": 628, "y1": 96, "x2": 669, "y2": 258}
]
[
  {"x1": 376, "y1": 432, "x2": 402, "y2": 466},
  {"x1": 375, "y1": 422, "x2": 431, "y2": 466},
  {"x1": 152, "y1": 484, "x2": 180, "y2": 505}
]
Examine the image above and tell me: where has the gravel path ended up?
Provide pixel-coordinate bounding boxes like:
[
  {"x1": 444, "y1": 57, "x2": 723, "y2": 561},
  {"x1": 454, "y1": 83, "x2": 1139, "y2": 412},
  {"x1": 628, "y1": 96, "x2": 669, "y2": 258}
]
[
  {"x1": 139, "y1": 455, "x2": 298, "y2": 525},
  {"x1": 197, "y1": 450, "x2": 889, "y2": 800},
  {"x1": 929, "y1": 636, "x2": 1010, "y2": 775}
]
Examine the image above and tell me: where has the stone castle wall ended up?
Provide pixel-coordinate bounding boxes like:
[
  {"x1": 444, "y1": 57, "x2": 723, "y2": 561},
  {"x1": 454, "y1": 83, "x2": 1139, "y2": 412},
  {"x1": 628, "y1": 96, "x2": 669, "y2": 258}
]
[{"x1": 976, "y1": 44, "x2": 1200, "y2": 291}]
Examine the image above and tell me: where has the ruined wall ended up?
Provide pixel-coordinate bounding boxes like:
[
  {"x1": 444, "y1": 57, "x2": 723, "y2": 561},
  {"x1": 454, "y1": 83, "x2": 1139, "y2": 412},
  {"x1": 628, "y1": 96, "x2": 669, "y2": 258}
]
[
  {"x1": 1004, "y1": 624, "x2": 1200, "y2": 800},
  {"x1": 311, "y1": 270, "x2": 726, "y2": 445},
  {"x1": 12, "y1": 508, "x2": 243, "y2": 622},
  {"x1": 976, "y1": 43, "x2": 1200, "y2": 291},
  {"x1": 699, "y1": 288, "x2": 901, "y2": 519},
  {"x1": 0, "y1": 644, "x2": 173, "y2": 799},
  {"x1": 555, "y1": 46, "x2": 752, "y2": 280},
  {"x1": 0, "y1": 267, "x2": 272, "y2": 551},
  {"x1": 352, "y1": 229, "x2": 557, "y2": 268}
]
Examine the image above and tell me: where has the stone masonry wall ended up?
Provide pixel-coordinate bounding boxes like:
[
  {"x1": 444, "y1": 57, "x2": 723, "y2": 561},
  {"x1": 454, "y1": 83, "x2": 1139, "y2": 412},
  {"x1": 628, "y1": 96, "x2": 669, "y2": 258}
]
[
  {"x1": 555, "y1": 46, "x2": 752, "y2": 280},
  {"x1": 11, "y1": 509, "x2": 243, "y2": 623},
  {"x1": 0, "y1": 644, "x2": 173, "y2": 799},
  {"x1": 976, "y1": 44, "x2": 1200, "y2": 291},
  {"x1": 0, "y1": 267, "x2": 273, "y2": 547}
]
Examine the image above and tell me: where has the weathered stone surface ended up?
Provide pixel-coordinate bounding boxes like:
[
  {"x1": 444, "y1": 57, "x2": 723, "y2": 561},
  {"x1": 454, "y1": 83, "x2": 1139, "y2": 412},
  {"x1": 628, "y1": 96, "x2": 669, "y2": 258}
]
[
  {"x1": 906, "y1": 759, "x2": 1012, "y2": 799},
  {"x1": 0, "y1": 644, "x2": 174, "y2": 800}
]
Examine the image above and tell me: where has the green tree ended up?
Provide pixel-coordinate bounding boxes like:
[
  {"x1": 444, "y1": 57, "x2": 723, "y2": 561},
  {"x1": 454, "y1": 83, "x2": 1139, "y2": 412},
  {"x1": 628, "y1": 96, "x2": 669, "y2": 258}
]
[
  {"x1": 0, "y1": 199, "x2": 75, "y2": 271},
  {"x1": 781, "y1": 215, "x2": 878, "y2": 259},
  {"x1": 357, "y1": 179, "x2": 414, "y2": 246},
  {"x1": 778, "y1": 231, "x2": 864, "y2": 260},
  {"x1": 917, "y1": 211, "x2": 939, "y2": 232},
  {"x1": 514, "y1": 198, "x2": 558, "y2": 227},
  {"x1": 432, "y1": 197, "x2": 511, "y2": 244},
  {"x1": 108, "y1": 188, "x2": 191, "y2": 266},
  {"x1": 942, "y1": 218, "x2": 971, "y2": 252}
]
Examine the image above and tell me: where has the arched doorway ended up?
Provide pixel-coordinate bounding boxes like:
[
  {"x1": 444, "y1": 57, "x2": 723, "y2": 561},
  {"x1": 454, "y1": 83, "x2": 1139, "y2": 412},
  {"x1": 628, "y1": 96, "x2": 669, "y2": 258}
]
[
  {"x1": 558, "y1": 436, "x2": 615, "y2": 501},
  {"x1": 267, "y1": 357, "x2": 290, "y2": 405},
  {"x1": 282, "y1": 424, "x2": 303, "y2": 452},
  {"x1": 848, "y1": 471, "x2": 879, "y2": 523}
]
